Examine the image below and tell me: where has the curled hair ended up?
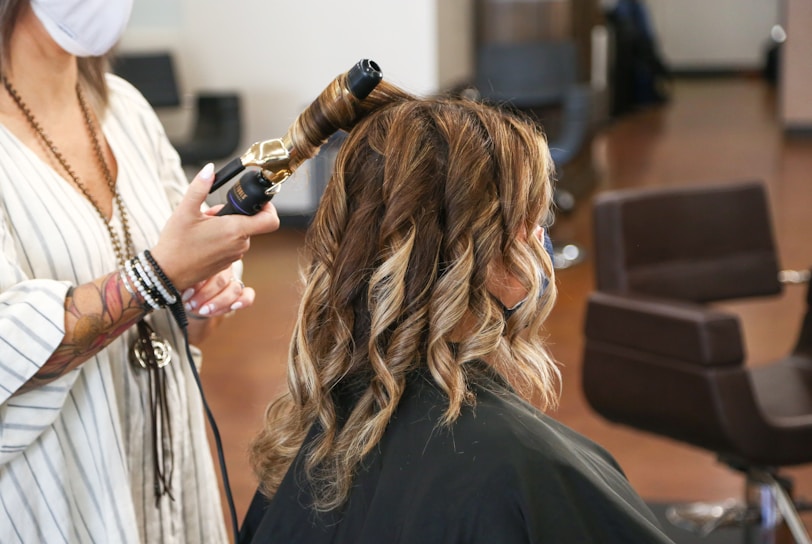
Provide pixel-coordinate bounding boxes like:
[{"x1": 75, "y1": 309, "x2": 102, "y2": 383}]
[{"x1": 251, "y1": 85, "x2": 559, "y2": 510}]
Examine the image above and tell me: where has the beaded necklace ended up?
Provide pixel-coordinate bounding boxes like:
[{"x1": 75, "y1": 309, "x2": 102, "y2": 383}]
[{"x1": 2, "y1": 76, "x2": 175, "y2": 500}]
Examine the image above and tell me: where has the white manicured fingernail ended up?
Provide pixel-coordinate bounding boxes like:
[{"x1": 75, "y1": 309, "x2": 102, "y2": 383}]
[
  {"x1": 199, "y1": 304, "x2": 214, "y2": 316},
  {"x1": 230, "y1": 301, "x2": 243, "y2": 311},
  {"x1": 182, "y1": 288, "x2": 195, "y2": 302},
  {"x1": 198, "y1": 163, "x2": 214, "y2": 181},
  {"x1": 185, "y1": 300, "x2": 197, "y2": 311}
]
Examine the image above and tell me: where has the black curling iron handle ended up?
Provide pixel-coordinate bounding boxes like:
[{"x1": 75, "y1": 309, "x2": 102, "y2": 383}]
[
  {"x1": 216, "y1": 171, "x2": 273, "y2": 216},
  {"x1": 211, "y1": 157, "x2": 245, "y2": 193}
]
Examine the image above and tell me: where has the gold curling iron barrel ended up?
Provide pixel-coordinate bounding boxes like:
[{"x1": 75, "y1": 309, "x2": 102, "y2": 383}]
[{"x1": 210, "y1": 59, "x2": 383, "y2": 215}]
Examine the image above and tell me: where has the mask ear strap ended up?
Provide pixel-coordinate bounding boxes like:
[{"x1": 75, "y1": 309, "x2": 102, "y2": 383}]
[
  {"x1": 505, "y1": 297, "x2": 526, "y2": 313},
  {"x1": 499, "y1": 267, "x2": 551, "y2": 321},
  {"x1": 492, "y1": 227, "x2": 554, "y2": 320},
  {"x1": 489, "y1": 291, "x2": 523, "y2": 322}
]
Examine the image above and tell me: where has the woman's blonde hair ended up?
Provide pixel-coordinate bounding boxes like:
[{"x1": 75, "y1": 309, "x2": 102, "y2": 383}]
[
  {"x1": 0, "y1": 0, "x2": 110, "y2": 106},
  {"x1": 251, "y1": 86, "x2": 560, "y2": 510}
]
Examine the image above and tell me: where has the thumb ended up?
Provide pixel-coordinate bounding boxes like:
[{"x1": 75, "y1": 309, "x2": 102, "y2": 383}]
[{"x1": 177, "y1": 163, "x2": 216, "y2": 214}]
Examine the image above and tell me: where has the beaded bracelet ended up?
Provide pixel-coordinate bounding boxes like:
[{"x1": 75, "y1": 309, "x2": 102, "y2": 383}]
[
  {"x1": 119, "y1": 268, "x2": 149, "y2": 311},
  {"x1": 143, "y1": 250, "x2": 182, "y2": 304},
  {"x1": 142, "y1": 249, "x2": 187, "y2": 328},
  {"x1": 132, "y1": 259, "x2": 163, "y2": 304},
  {"x1": 126, "y1": 259, "x2": 161, "y2": 310},
  {"x1": 137, "y1": 252, "x2": 177, "y2": 305},
  {"x1": 119, "y1": 250, "x2": 185, "y2": 321}
]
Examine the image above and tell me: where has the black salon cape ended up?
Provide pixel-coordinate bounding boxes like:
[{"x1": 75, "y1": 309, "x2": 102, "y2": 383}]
[{"x1": 240, "y1": 368, "x2": 675, "y2": 544}]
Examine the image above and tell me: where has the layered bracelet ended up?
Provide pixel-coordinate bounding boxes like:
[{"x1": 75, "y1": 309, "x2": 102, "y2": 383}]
[{"x1": 120, "y1": 250, "x2": 181, "y2": 312}]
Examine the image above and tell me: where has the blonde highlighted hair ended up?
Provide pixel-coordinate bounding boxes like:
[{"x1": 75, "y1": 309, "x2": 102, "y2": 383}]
[{"x1": 251, "y1": 83, "x2": 560, "y2": 510}]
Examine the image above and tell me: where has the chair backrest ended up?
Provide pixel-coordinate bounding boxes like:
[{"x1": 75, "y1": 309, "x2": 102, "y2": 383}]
[
  {"x1": 593, "y1": 181, "x2": 782, "y2": 302},
  {"x1": 475, "y1": 41, "x2": 578, "y2": 109},
  {"x1": 113, "y1": 52, "x2": 181, "y2": 108},
  {"x1": 172, "y1": 93, "x2": 242, "y2": 165},
  {"x1": 547, "y1": 85, "x2": 592, "y2": 167}
]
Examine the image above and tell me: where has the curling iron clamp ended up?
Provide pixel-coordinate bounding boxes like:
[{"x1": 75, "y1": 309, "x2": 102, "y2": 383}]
[{"x1": 209, "y1": 59, "x2": 383, "y2": 216}]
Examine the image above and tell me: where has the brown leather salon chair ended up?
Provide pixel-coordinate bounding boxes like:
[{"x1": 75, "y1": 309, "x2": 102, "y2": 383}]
[{"x1": 582, "y1": 181, "x2": 812, "y2": 542}]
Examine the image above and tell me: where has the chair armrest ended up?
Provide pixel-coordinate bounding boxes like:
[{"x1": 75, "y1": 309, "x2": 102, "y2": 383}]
[{"x1": 584, "y1": 291, "x2": 744, "y2": 366}]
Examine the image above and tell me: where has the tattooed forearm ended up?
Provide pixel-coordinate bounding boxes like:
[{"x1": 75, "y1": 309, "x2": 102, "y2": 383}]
[{"x1": 17, "y1": 272, "x2": 147, "y2": 394}]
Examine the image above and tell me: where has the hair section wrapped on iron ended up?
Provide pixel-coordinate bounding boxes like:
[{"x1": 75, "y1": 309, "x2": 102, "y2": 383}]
[
  {"x1": 286, "y1": 77, "x2": 414, "y2": 172},
  {"x1": 251, "y1": 88, "x2": 559, "y2": 511},
  {"x1": 213, "y1": 66, "x2": 412, "y2": 215}
]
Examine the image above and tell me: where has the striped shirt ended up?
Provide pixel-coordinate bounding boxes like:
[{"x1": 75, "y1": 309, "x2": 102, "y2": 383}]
[{"x1": 0, "y1": 75, "x2": 227, "y2": 543}]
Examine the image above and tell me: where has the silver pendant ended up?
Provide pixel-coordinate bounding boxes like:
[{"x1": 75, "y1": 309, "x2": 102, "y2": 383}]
[{"x1": 131, "y1": 330, "x2": 173, "y2": 369}]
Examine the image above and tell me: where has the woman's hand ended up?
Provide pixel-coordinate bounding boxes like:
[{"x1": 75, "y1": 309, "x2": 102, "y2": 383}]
[
  {"x1": 184, "y1": 265, "x2": 253, "y2": 317},
  {"x1": 150, "y1": 163, "x2": 280, "y2": 292},
  {"x1": 183, "y1": 265, "x2": 255, "y2": 344}
]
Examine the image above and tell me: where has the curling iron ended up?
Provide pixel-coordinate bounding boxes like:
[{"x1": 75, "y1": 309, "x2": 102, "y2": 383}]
[{"x1": 209, "y1": 59, "x2": 383, "y2": 215}]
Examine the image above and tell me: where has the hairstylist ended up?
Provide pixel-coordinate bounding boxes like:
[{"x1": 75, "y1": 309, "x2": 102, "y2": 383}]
[{"x1": 0, "y1": 0, "x2": 279, "y2": 542}]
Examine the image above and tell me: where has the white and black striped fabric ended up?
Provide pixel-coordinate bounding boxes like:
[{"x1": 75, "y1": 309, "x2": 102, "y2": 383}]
[{"x1": 0, "y1": 74, "x2": 227, "y2": 543}]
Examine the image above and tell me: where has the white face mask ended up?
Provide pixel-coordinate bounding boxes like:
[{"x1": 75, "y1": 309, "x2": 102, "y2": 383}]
[{"x1": 31, "y1": 0, "x2": 134, "y2": 57}]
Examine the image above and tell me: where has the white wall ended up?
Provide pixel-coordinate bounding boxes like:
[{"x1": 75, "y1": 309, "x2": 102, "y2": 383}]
[
  {"x1": 645, "y1": 0, "x2": 779, "y2": 70},
  {"x1": 780, "y1": 0, "x2": 812, "y2": 128},
  {"x1": 120, "y1": 0, "x2": 474, "y2": 212},
  {"x1": 437, "y1": 0, "x2": 475, "y2": 91}
]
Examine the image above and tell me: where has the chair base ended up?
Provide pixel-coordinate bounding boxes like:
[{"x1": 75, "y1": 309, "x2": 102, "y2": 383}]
[{"x1": 664, "y1": 470, "x2": 811, "y2": 544}]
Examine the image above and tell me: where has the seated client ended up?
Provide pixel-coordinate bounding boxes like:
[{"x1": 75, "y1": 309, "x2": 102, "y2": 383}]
[{"x1": 241, "y1": 85, "x2": 675, "y2": 543}]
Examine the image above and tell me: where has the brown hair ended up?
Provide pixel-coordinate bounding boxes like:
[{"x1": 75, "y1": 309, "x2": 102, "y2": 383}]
[
  {"x1": 251, "y1": 87, "x2": 559, "y2": 510},
  {"x1": 0, "y1": 0, "x2": 110, "y2": 107}
]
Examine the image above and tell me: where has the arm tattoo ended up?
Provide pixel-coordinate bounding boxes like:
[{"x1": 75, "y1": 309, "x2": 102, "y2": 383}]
[{"x1": 17, "y1": 272, "x2": 146, "y2": 394}]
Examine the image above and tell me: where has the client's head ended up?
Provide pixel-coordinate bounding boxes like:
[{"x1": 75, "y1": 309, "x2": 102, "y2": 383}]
[{"x1": 252, "y1": 88, "x2": 560, "y2": 509}]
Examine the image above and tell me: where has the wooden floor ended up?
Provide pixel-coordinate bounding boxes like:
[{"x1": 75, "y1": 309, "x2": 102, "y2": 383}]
[{"x1": 197, "y1": 76, "x2": 812, "y2": 535}]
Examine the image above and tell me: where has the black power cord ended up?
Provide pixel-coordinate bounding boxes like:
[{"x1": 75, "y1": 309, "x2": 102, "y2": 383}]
[
  {"x1": 180, "y1": 324, "x2": 240, "y2": 542},
  {"x1": 167, "y1": 297, "x2": 240, "y2": 543}
]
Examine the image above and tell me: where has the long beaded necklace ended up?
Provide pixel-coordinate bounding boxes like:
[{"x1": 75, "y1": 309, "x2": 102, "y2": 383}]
[{"x1": 2, "y1": 76, "x2": 175, "y2": 500}]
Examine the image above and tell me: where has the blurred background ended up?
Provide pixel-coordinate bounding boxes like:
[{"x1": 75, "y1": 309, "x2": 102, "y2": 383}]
[{"x1": 117, "y1": 1, "x2": 812, "y2": 541}]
